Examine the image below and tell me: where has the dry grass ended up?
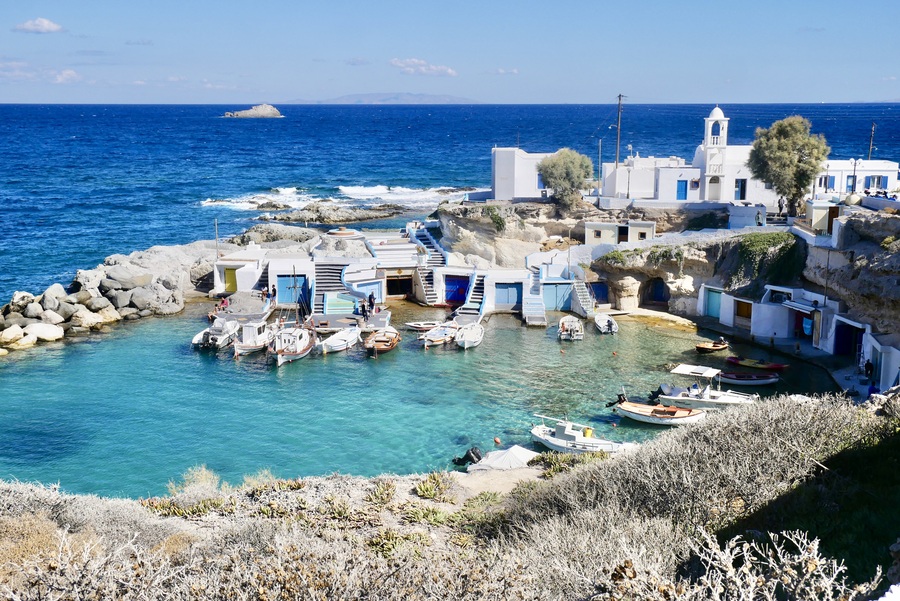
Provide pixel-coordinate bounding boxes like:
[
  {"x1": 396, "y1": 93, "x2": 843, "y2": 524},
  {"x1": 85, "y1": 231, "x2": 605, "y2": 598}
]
[{"x1": 0, "y1": 393, "x2": 894, "y2": 599}]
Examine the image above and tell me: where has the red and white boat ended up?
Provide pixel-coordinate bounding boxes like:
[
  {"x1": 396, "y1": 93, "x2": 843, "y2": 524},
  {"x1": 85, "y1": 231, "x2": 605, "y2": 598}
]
[{"x1": 726, "y1": 356, "x2": 789, "y2": 371}]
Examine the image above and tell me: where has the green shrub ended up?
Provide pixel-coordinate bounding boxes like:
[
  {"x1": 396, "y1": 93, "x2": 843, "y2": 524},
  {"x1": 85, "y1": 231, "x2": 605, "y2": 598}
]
[
  {"x1": 365, "y1": 478, "x2": 396, "y2": 507},
  {"x1": 483, "y1": 206, "x2": 506, "y2": 232},
  {"x1": 415, "y1": 472, "x2": 455, "y2": 503},
  {"x1": 601, "y1": 250, "x2": 626, "y2": 266},
  {"x1": 882, "y1": 235, "x2": 896, "y2": 250}
]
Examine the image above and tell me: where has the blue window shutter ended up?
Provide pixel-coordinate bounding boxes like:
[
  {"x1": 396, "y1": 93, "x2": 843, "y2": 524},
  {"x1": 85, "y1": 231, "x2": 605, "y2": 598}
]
[
  {"x1": 829, "y1": 176, "x2": 835, "y2": 189},
  {"x1": 865, "y1": 176, "x2": 872, "y2": 188}
]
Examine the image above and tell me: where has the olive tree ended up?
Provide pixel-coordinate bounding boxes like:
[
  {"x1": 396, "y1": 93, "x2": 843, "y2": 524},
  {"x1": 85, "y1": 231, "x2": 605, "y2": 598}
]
[
  {"x1": 747, "y1": 116, "x2": 830, "y2": 217},
  {"x1": 536, "y1": 148, "x2": 593, "y2": 212}
]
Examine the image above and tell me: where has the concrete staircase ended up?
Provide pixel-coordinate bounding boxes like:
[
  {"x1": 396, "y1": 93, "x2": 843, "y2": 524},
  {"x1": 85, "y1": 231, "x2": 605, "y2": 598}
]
[
  {"x1": 313, "y1": 263, "x2": 348, "y2": 314},
  {"x1": 417, "y1": 267, "x2": 439, "y2": 305},
  {"x1": 414, "y1": 228, "x2": 445, "y2": 306},
  {"x1": 522, "y1": 267, "x2": 548, "y2": 326},
  {"x1": 571, "y1": 280, "x2": 596, "y2": 318},
  {"x1": 456, "y1": 274, "x2": 485, "y2": 318}
]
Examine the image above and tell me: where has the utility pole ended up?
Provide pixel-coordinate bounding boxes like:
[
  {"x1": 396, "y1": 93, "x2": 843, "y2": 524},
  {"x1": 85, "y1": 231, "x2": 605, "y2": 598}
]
[
  {"x1": 597, "y1": 139, "x2": 602, "y2": 196},
  {"x1": 868, "y1": 122, "x2": 876, "y2": 160},
  {"x1": 614, "y1": 94, "x2": 624, "y2": 167}
]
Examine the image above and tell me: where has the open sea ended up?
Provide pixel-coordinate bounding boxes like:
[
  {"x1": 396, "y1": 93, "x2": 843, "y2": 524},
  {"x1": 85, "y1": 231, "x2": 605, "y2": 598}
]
[{"x1": 1, "y1": 103, "x2": 898, "y2": 498}]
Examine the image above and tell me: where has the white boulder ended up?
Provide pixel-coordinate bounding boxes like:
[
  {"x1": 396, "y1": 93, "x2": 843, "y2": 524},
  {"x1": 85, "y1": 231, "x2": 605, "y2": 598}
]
[
  {"x1": 40, "y1": 310, "x2": 65, "y2": 325},
  {"x1": 8, "y1": 333, "x2": 37, "y2": 350},
  {"x1": 9, "y1": 292, "x2": 35, "y2": 313},
  {"x1": 73, "y1": 268, "x2": 104, "y2": 291},
  {"x1": 70, "y1": 309, "x2": 104, "y2": 330},
  {"x1": 42, "y1": 283, "x2": 68, "y2": 301},
  {"x1": 24, "y1": 323, "x2": 65, "y2": 342},
  {"x1": 0, "y1": 324, "x2": 24, "y2": 345},
  {"x1": 96, "y1": 306, "x2": 123, "y2": 324},
  {"x1": 23, "y1": 302, "x2": 44, "y2": 319},
  {"x1": 105, "y1": 264, "x2": 154, "y2": 290}
]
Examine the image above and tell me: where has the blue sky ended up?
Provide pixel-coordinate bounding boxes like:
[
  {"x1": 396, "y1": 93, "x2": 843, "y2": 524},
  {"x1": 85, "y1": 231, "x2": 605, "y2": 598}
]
[{"x1": 3, "y1": 0, "x2": 899, "y2": 104}]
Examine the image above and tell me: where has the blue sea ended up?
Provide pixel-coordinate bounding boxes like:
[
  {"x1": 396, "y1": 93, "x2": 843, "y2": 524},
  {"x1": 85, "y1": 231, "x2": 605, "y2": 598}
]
[{"x1": 1, "y1": 103, "x2": 897, "y2": 498}]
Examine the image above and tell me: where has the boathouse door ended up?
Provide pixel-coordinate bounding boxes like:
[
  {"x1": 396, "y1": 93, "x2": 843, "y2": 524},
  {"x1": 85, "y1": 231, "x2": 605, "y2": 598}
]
[
  {"x1": 705, "y1": 290, "x2": 722, "y2": 318},
  {"x1": 543, "y1": 283, "x2": 572, "y2": 311},
  {"x1": 676, "y1": 180, "x2": 688, "y2": 200},
  {"x1": 495, "y1": 283, "x2": 523, "y2": 311},
  {"x1": 276, "y1": 274, "x2": 309, "y2": 307},
  {"x1": 444, "y1": 275, "x2": 469, "y2": 305},
  {"x1": 224, "y1": 268, "x2": 237, "y2": 293}
]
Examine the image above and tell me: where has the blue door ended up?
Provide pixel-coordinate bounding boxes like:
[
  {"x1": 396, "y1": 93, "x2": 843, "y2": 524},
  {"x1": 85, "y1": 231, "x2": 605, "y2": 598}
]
[
  {"x1": 705, "y1": 289, "x2": 721, "y2": 319},
  {"x1": 676, "y1": 180, "x2": 688, "y2": 200},
  {"x1": 277, "y1": 274, "x2": 308, "y2": 306},
  {"x1": 543, "y1": 284, "x2": 572, "y2": 311},
  {"x1": 590, "y1": 282, "x2": 609, "y2": 303},
  {"x1": 444, "y1": 275, "x2": 469, "y2": 304},
  {"x1": 495, "y1": 283, "x2": 522, "y2": 310}
]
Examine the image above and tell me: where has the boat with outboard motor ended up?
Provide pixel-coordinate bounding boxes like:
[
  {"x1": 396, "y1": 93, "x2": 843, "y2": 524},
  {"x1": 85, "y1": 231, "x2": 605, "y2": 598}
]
[
  {"x1": 716, "y1": 371, "x2": 780, "y2": 386},
  {"x1": 594, "y1": 313, "x2": 618, "y2": 334},
  {"x1": 531, "y1": 414, "x2": 638, "y2": 454},
  {"x1": 649, "y1": 364, "x2": 760, "y2": 410},
  {"x1": 558, "y1": 315, "x2": 584, "y2": 341},
  {"x1": 233, "y1": 319, "x2": 276, "y2": 357},
  {"x1": 192, "y1": 316, "x2": 240, "y2": 350},
  {"x1": 420, "y1": 321, "x2": 459, "y2": 347}
]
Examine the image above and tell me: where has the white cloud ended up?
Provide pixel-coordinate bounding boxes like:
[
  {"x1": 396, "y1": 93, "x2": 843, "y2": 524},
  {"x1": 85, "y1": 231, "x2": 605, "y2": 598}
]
[
  {"x1": 495, "y1": 68, "x2": 519, "y2": 76},
  {"x1": 166, "y1": 75, "x2": 187, "y2": 82},
  {"x1": 132, "y1": 80, "x2": 147, "y2": 86},
  {"x1": 14, "y1": 17, "x2": 63, "y2": 34},
  {"x1": 52, "y1": 69, "x2": 80, "y2": 84},
  {"x1": 0, "y1": 60, "x2": 35, "y2": 81},
  {"x1": 390, "y1": 58, "x2": 457, "y2": 77},
  {"x1": 883, "y1": 75, "x2": 897, "y2": 81}
]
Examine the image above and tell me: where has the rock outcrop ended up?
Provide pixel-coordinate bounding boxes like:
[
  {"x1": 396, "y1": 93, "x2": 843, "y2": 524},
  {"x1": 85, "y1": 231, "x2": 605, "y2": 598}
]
[
  {"x1": 261, "y1": 202, "x2": 407, "y2": 225},
  {"x1": 223, "y1": 104, "x2": 283, "y2": 118}
]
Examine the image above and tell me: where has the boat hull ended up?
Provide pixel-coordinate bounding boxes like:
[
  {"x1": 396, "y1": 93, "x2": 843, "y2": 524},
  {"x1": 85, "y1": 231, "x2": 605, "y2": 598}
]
[
  {"x1": 594, "y1": 313, "x2": 619, "y2": 334},
  {"x1": 364, "y1": 327, "x2": 401, "y2": 355},
  {"x1": 530, "y1": 425, "x2": 636, "y2": 455},
  {"x1": 613, "y1": 401, "x2": 706, "y2": 426},
  {"x1": 695, "y1": 342, "x2": 728, "y2": 353},
  {"x1": 716, "y1": 372, "x2": 780, "y2": 386},
  {"x1": 726, "y1": 356, "x2": 788, "y2": 371},
  {"x1": 558, "y1": 316, "x2": 584, "y2": 341},
  {"x1": 455, "y1": 323, "x2": 484, "y2": 349},
  {"x1": 321, "y1": 327, "x2": 360, "y2": 354}
]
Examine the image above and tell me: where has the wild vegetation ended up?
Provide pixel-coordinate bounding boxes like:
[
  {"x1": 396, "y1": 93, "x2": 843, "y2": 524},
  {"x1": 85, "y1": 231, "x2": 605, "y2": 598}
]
[
  {"x1": 0, "y1": 393, "x2": 897, "y2": 599},
  {"x1": 536, "y1": 148, "x2": 593, "y2": 212}
]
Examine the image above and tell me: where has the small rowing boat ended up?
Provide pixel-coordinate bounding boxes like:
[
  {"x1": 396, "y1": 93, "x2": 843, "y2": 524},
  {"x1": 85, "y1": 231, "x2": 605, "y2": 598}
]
[
  {"x1": 420, "y1": 321, "x2": 459, "y2": 347},
  {"x1": 612, "y1": 400, "x2": 706, "y2": 426},
  {"x1": 726, "y1": 356, "x2": 789, "y2": 371},
  {"x1": 594, "y1": 313, "x2": 618, "y2": 334},
  {"x1": 404, "y1": 320, "x2": 443, "y2": 332},
  {"x1": 695, "y1": 340, "x2": 728, "y2": 353},
  {"x1": 319, "y1": 325, "x2": 361, "y2": 353},
  {"x1": 364, "y1": 326, "x2": 401, "y2": 356},
  {"x1": 454, "y1": 322, "x2": 485, "y2": 349},
  {"x1": 558, "y1": 315, "x2": 584, "y2": 341},
  {"x1": 716, "y1": 371, "x2": 780, "y2": 386}
]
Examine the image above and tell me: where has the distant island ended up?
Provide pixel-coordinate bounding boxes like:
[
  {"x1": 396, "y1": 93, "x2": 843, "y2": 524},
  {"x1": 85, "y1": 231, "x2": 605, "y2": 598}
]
[
  {"x1": 223, "y1": 104, "x2": 283, "y2": 118},
  {"x1": 287, "y1": 93, "x2": 480, "y2": 105}
]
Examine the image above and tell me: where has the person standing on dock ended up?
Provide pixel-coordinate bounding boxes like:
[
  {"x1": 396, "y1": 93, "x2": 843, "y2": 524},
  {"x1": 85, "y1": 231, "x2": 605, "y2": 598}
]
[
  {"x1": 368, "y1": 291, "x2": 375, "y2": 312},
  {"x1": 360, "y1": 300, "x2": 369, "y2": 322}
]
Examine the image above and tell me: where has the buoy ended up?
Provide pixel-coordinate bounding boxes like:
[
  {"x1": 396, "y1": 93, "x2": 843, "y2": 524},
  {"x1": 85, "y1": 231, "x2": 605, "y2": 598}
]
[
  {"x1": 611, "y1": 423, "x2": 617, "y2": 428},
  {"x1": 612, "y1": 351, "x2": 617, "y2": 356},
  {"x1": 493, "y1": 437, "x2": 501, "y2": 446},
  {"x1": 560, "y1": 349, "x2": 565, "y2": 354}
]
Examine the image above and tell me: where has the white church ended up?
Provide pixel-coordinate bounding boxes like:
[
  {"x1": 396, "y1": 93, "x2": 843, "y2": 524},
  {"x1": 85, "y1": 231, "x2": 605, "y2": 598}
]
[{"x1": 490, "y1": 106, "x2": 899, "y2": 210}]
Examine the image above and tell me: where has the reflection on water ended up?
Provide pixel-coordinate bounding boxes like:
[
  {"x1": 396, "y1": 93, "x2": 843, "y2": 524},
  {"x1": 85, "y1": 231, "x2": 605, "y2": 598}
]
[{"x1": 0, "y1": 302, "x2": 837, "y2": 498}]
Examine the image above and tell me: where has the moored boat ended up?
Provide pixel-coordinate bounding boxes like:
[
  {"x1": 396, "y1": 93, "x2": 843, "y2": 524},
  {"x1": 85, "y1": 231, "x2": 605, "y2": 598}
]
[
  {"x1": 650, "y1": 363, "x2": 759, "y2": 409},
  {"x1": 594, "y1": 313, "x2": 619, "y2": 334},
  {"x1": 695, "y1": 339, "x2": 728, "y2": 353},
  {"x1": 716, "y1": 371, "x2": 780, "y2": 386},
  {"x1": 558, "y1": 315, "x2": 584, "y2": 341},
  {"x1": 531, "y1": 414, "x2": 638, "y2": 454},
  {"x1": 726, "y1": 356, "x2": 789, "y2": 371},
  {"x1": 404, "y1": 320, "x2": 443, "y2": 332},
  {"x1": 364, "y1": 325, "x2": 401, "y2": 355},
  {"x1": 612, "y1": 400, "x2": 706, "y2": 426},
  {"x1": 420, "y1": 321, "x2": 459, "y2": 347},
  {"x1": 454, "y1": 322, "x2": 485, "y2": 349},
  {"x1": 192, "y1": 316, "x2": 240, "y2": 350},
  {"x1": 233, "y1": 319, "x2": 276, "y2": 357},
  {"x1": 320, "y1": 325, "x2": 361, "y2": 354},
  {"x1": 268, "y1": 321, "x2": 316, "y2": 366}
]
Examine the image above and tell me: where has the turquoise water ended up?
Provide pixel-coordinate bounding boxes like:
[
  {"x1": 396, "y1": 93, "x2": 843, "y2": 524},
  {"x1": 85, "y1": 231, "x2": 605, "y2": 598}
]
[{"x1": 0, "y1": 301, "x2": 836, "y2": 499}]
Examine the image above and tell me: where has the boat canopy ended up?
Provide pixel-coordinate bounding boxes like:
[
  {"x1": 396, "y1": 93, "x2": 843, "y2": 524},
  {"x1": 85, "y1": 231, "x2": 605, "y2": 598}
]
[{"x1": 670, "y1": 364, "x2": 721, "y2": 378}]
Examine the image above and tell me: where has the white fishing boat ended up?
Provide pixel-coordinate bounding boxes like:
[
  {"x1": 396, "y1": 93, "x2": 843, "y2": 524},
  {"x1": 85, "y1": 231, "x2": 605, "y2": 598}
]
[
  {"x1": 716, "y1": 371, "x2": 780, "y2": 386},
  {"x1": 531, "y1": 414, "x2": 638, "y2": 454},
  {"x1": 650, "y1": 364, "x2": 759, "y2": 409},
  {"x1": 420, "y1": 321, "x2": 459, "y2": 347},
  {"x1": 612, "y1": 400, "x2": 706, "y2": 426},
  {"x1": 404, "y1": 320, "x2": 443, "y2": 332},
  {"x1": 233, "y1": 319, "x2": 276, "y2": 357},
  {"x1": 268, "y1": 322, "x2": 316, "y2": 366},
  {"x1": 319, "y1": 325, "x2": 360, "y2": 353},
  {"x1": 192, "y1": 316, "x2": 240, "y2": 350},
  {"x1": 557, "y1": 315, "x2": 584, "y2": 341},
  {"x1": 594, "y1": 313, "x2": 619, "y2": 334},
  {"x1": 454, "y1": 322, "x2": 485, "y2": 349}
]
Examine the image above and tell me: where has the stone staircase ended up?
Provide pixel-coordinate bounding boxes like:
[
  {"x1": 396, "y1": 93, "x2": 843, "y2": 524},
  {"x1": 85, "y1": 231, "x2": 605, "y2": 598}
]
[
  {"x1": 417, "y1": 267, "x2": 439, "y2": 305},
  {"x1": 313, "y1": 263, "x2": 348, "y2": 314},
  {"x1": 521, "y1": 267, "x2": 548, "y2": 326},
  {"x1": 571, "y1": 280, "x2": 596, "y2": 318},
  {"x1": 455, "y1": 274, "x2": 485, "y2": 318}
]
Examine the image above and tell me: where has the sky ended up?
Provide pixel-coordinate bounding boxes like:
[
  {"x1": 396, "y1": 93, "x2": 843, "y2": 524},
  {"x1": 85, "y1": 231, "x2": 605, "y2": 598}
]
[{"x1": 2, "y1": 0, "x2": 900, "y2": 104}]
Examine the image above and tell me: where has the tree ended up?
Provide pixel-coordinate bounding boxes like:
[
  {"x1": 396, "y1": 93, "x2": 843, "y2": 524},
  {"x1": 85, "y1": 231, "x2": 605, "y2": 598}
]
[
  {"x1": 747, "y1": 116, "x2": 830, "y2": 218},
  {"x1": 536, "y1": 148, "x2": 593, "y2": 212}
]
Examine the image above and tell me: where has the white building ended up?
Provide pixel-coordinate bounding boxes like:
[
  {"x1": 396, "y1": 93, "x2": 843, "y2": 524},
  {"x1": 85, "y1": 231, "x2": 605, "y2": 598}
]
[
  {"x1": 584, "y1": 220, "x2": 656, "y2": 244},
  {"x1": 491, "y1": 147, "x2": 553, "y2": 201}
]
